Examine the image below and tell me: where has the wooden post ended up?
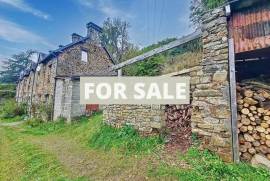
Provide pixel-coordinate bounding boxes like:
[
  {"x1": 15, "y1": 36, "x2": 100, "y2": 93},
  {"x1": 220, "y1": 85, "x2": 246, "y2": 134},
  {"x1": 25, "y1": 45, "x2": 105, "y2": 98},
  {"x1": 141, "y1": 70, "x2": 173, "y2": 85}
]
[
  {"x1": 117, "y1": 69, "x2": 122, "y2": 77},
  {"x1": 229, "y1": 38, "x2": 240, "y2": 163}
]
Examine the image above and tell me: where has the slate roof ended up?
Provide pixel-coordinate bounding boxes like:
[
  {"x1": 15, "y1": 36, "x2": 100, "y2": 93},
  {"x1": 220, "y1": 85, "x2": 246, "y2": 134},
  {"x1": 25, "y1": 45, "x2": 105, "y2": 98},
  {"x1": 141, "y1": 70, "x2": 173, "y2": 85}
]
[{"x1": 19, "y1": 22, "x2": 115, "y2": 80}]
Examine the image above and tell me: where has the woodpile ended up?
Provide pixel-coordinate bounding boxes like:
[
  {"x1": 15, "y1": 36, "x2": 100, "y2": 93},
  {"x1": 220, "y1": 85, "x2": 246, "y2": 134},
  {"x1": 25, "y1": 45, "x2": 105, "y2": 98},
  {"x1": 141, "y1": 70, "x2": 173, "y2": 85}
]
[
  {"x1": 165, "y1": 104, "x2": 192, "y2": 152},
  {"x1": 237, "y1": 82, "x2": 270, "y2": 161}
]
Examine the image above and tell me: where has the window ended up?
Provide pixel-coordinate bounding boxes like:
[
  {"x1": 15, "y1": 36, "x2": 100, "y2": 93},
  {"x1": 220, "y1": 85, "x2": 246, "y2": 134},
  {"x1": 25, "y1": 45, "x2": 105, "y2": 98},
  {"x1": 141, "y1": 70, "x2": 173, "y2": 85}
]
[{"x1": 81, "y1": 50, "x2": 88, "y2": 62}]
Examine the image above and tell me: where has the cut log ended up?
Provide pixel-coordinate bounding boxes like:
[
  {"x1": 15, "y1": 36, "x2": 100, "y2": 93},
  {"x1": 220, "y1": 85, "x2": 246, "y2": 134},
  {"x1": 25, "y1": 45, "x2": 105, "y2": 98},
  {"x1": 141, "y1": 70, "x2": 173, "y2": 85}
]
[
  {"x1": 244, "y1": 90, "x2": 254, "y2": 98},
  {"x1": 242, "y1": 108, "x2": 250, "y2": 115}
]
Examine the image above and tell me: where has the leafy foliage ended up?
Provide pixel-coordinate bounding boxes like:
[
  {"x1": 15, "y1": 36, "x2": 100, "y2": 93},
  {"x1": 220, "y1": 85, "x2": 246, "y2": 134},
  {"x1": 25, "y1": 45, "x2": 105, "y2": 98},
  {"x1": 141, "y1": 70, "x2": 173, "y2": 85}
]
[
  {"x1": 123, "y1": 37, "x2": 202, "y2": 76},
  {"x1": 0, "y1": 99, "x2": 27, "y2": 120},
  {"x1": 0, "y1": 50, "x2": 36, "y2": 83},
  {"x1": 0, "y1": 84, "x2": 16, "y2": 100},
  {"x1": 31, "y1": 102, "x2": 53, "y2": 121},
  {"x1": 101, "y1": 18, "x2": 131, "y2": 64},
  {"x1": 190, "y1": 0, "x2": 226, "y2": 27}
]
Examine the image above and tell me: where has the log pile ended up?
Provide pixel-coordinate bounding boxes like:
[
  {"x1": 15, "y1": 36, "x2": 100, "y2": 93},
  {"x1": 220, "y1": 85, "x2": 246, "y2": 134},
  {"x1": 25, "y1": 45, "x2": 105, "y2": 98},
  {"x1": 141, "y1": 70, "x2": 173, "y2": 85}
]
[
  {"x1": 237, "y1": 82, "x2": 270, "y2": 161},
  {"x1": 165, "y1": 104, "x2": 192, "y2": 152}
]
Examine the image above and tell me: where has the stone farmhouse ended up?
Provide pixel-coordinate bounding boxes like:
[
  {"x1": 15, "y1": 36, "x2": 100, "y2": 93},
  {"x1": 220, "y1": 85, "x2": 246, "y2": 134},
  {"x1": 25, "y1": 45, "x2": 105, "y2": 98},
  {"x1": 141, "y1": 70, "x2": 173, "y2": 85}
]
[{"x1": 16, "y1": 22, "x2": 117, "y2": 121}]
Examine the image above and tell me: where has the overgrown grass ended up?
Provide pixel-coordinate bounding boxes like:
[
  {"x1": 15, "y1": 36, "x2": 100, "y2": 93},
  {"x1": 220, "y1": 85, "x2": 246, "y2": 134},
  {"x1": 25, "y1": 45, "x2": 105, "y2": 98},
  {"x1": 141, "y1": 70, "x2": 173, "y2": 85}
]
[
  {"x1": 149, "y1": 147, "x2": 270, "y2": 180},
  {"x1": 88, "y1": 123, "x2": 164, "y2": 154},
  {"x1": 22, "y1": 115, "x2": 91, "y2": 136},
  {"x1": 162, "y1": 51, "x2": 202, "y2": 74},
  {"x1": 22, "y1": 113, "x2": 164, "y2": 155}
]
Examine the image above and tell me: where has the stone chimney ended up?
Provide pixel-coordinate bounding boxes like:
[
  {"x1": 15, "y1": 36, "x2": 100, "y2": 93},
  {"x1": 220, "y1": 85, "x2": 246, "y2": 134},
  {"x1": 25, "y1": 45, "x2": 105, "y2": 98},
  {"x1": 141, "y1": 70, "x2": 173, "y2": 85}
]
[
  {"x1": 86, "y1": 22, "x2": 102, "y2": 42},
  {"x1": 71, "y1": 33, "x2": 82, "y2": 43}
]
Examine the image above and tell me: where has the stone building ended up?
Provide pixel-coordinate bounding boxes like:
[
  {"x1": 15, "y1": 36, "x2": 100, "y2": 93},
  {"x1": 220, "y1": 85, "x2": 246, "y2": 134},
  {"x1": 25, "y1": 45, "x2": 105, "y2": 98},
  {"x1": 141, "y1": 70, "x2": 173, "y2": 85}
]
[{"x1": 16, "y1": 22, "x2": 117, "y2": 121}]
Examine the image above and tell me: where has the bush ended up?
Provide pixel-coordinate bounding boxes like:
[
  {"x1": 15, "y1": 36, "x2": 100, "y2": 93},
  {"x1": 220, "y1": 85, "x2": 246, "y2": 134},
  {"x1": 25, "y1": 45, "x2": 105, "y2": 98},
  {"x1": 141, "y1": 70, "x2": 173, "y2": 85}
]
[
  {"x1": 24, "y1": 117, "x2": 66, "y2": 135},
  {"x1": 0, "y1": 99, "x2": 26, "y2": 119},
  {"x1": 31, "y1": 102, "x2": 53, "y2": 121},
  {"x1": 89, "y1": 124, "x2": 164, "y2": 154}
]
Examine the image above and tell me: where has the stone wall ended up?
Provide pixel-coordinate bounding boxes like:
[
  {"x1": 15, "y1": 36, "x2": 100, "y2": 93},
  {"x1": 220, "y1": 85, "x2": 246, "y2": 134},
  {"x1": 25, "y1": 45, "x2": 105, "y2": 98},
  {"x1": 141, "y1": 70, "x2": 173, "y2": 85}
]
[
  {"x1": 190, "y1": 7, "x2": 232, "y2": 162},
  {"x1": 57, "y1": 40, "x2": 117, "y2": 77},
  {"x1": 103, "y1": 7, "x2": 233, "y2": 162},
  {"x1": 103, "y1": 105, "x2": 165, "y2": 134},
  {"x1": 32, "y1": 60, "x2": 57, "y2": 104}
]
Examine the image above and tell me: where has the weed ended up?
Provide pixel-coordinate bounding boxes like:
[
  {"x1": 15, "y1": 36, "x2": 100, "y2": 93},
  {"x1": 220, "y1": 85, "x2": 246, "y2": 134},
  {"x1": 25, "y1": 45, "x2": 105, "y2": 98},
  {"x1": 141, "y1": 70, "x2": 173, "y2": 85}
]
[{"x1": 89, "y1": 124, "x2": 164, "y2": 154}]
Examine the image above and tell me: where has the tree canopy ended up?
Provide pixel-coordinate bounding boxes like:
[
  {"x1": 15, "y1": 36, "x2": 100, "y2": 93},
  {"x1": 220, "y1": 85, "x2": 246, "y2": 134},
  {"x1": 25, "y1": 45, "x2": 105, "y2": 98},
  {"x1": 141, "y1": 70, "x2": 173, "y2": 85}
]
[
  {"x1": 100, "y1": 18, "x2": 131, "y2": 64},
  {"x1": 0, "y1": 50, "x2": 35, "y2": 83}
]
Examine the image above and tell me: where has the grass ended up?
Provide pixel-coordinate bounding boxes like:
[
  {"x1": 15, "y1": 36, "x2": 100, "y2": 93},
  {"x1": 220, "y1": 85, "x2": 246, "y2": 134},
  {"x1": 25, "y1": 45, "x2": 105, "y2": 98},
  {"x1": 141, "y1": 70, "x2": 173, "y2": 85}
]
[
  {"x1": 88, "y1": 123, "x2": 164, "y2": 154},
  {"x1": 22, "y1": 113, "x2": 164, "y2": 155},
  {"x1": 1, "y1": 113, "x2": 270, "y2": 180},
  {"x1": 149, "y1": 148, "x2": 270, "y2": 181},
  {"x1": 0, "y1": 127, "x2": 81, "y2": 181},
  {"x1": 162, "y1": 51, "x2": 202, "y2": 74}
]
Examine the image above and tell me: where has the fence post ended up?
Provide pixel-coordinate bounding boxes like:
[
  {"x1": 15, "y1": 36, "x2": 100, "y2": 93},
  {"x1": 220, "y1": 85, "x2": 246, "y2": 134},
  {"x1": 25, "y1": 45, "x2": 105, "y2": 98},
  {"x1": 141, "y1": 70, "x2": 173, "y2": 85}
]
[{"x1": 229, "y1": 38, "x2": 240, "y2": 163}]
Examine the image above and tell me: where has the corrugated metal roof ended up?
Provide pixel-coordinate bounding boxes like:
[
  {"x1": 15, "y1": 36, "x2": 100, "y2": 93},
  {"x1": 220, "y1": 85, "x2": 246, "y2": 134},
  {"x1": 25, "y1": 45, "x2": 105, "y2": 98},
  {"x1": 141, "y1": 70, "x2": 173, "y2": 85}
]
[{"x1": 229, "y1": 1, "x2": 270, "y2": 53}]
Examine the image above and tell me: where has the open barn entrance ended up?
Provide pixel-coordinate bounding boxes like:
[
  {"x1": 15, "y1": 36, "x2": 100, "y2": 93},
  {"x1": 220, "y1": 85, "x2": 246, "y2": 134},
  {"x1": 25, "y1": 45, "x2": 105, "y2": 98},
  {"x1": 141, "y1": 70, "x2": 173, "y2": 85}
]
[{"x1": 235, "y1": 47, "x2": 270, "y2": 162}]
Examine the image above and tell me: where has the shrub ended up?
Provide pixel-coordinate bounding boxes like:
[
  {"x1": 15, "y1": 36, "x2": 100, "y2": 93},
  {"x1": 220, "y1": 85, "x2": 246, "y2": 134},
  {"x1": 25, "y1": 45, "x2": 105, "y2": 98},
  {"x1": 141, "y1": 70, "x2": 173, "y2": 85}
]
[
  {"x1": 24, "y1": 117, "x2": 66, "y2": 135},
  {"x1": 31, "y1": 102, "x2": 53, "y2": 121},
  {"x1": 0, "y1": 99, "x2": 26, "y2": 118},
  {"x1": 25, "y1": 117, "x2": 43, "y2": 127}
]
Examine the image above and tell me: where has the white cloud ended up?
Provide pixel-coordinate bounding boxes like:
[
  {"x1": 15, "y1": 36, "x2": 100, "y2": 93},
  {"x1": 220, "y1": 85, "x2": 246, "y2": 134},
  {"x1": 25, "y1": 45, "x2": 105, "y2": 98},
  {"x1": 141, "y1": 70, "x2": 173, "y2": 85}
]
[
  {"x1": 0, "y1": 18, "x2": 54, "y2": 48},
  {"x1": 98, "y1": 0, "x2": 133, "y2": 19},
  {"x1": 0, "y1": 0, "x2": 50, "y2": 20},
  {"x1": 77, "y1": 0, "x2": 93, "y2": 8},
  {"x1": 76, "y1": 0, "x2": 133, "y2": 19}
]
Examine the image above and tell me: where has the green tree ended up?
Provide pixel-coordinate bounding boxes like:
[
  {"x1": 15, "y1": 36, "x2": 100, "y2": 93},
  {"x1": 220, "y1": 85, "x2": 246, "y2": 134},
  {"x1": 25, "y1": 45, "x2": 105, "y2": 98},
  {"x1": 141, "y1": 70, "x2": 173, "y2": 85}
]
[
  {"x1": 0, "y1": 50, "x2": 35, "y2": 83},
  {"x1": 100, "y1": 18, "x2": 131, "y2": 64}
]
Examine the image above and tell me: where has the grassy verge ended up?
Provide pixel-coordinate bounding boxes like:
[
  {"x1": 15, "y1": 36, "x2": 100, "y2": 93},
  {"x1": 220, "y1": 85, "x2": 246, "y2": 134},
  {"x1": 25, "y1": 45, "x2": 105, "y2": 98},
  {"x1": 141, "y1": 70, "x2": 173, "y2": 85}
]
[
  {"x1": 149, "y1": 148, "x2": 270, "y2": 180},
  {"x1": 22, "y1": 113, "x2": 164, "y2": 155}
]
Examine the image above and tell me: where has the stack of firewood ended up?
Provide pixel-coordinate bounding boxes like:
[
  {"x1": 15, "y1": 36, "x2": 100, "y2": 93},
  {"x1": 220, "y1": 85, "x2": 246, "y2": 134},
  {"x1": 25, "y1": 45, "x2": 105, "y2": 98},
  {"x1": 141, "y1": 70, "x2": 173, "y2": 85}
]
[
  {"x1": 237, "y1": 82, "x2": 270, "y2": 161},
  {"x1": 165, "y1": 105, "x2": 192, "y2": 152}
]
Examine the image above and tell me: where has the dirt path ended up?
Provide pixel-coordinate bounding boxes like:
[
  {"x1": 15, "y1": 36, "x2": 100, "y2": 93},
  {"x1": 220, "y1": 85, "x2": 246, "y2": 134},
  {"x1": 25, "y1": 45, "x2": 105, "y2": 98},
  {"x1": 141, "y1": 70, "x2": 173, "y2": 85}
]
[
  {"x1": 0, "y1": 121, "x2": 24, "y2": 127},
  {"x1": 30, "y1": 135, "x2": 159, "y2": 181}
]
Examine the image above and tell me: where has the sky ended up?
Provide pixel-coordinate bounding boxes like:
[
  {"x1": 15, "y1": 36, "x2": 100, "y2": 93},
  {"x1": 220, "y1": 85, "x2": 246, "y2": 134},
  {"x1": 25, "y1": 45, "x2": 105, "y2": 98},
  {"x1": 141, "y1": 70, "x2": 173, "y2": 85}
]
[{"x1": 0, "y1": 0, "x2": 194, "y2": 65}]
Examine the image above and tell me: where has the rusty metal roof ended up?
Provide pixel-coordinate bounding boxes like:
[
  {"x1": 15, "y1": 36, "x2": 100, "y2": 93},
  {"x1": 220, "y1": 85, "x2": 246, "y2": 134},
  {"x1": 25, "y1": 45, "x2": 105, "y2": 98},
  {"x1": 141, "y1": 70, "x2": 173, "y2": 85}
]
[{"x1": 229, "y1": 1, "x2": 270, "y2": 54}]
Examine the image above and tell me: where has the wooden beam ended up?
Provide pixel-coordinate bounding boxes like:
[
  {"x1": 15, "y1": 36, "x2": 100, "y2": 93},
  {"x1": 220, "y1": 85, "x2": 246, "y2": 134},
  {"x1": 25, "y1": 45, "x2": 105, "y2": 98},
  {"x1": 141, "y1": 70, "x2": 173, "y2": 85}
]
[
  {"x1": 229, "y1": 38, "x2": 240, "y2": 163},
  {"x1": 112, "y1": 29, "x2": 202, "y2": 70}
]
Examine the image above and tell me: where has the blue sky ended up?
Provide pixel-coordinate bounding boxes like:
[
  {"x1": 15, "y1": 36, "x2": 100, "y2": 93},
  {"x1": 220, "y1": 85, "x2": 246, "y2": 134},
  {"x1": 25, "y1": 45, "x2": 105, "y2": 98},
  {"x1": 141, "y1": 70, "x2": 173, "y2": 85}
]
[{"x1": 0, "y1": 0, "x2": 193, "y2": 62}]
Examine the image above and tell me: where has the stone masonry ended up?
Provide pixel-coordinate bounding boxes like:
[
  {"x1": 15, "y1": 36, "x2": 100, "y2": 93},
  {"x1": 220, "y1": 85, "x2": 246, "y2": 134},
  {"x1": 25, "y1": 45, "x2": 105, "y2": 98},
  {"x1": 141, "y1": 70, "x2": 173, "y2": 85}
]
[
  {"x1": 190, "y1": 7, "x2": 232, "y2": 162},
  {"x1": 103, "y1": 7, "x2": 233, "y2": 162},
  {"x1": 103, "y1": 105, "x2": 165, "y2": 134},
  {"x1": 16, "y1": 22, "x2": 117, "y2": 121}
]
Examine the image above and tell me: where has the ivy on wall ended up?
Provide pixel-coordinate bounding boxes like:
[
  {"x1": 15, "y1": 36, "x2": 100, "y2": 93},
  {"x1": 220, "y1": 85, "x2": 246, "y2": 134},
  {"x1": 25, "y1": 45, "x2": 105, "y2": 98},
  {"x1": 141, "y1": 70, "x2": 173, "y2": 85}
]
[{"x1": 203, "y1": 0, "x2": 226, "y2": 9}]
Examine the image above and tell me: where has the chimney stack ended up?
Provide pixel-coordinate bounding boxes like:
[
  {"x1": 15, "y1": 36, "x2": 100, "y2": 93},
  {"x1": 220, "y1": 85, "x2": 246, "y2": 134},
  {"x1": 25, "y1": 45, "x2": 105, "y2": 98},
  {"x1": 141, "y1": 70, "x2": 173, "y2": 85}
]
[
  {"x1": 71, "y1": 33, "x2": 82, "y2": 43},
  {"x1": 86, "y1": 22, "x2": 102, "y2": 42}
]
